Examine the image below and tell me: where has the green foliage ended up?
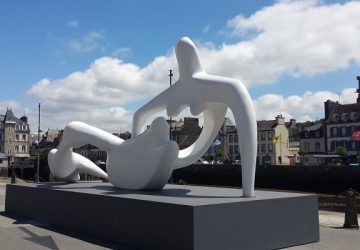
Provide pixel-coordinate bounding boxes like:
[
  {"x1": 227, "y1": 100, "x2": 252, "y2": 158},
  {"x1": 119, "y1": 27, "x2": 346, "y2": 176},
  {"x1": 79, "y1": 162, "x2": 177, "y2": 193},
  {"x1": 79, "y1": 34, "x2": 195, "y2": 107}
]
[
  {"x1": 215, "y1": 149, "x2": 224, "y2": 159},
  {"x1": 336, "y1": 147, "x2": 347, "y2": 157},
  {"x1": 298, "y1": 149, "x2": 307, "y2": 156}
]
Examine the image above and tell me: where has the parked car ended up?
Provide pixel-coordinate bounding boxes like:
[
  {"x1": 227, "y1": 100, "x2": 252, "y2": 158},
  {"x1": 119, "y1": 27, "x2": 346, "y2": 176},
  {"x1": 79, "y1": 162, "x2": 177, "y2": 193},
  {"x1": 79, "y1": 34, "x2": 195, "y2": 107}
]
[
  {"x1": 197, "y1": 158, "x2": 209, "y2": 164},
  {"x1": 349, "y1": 162, "x2": 360, "y2": 167}
]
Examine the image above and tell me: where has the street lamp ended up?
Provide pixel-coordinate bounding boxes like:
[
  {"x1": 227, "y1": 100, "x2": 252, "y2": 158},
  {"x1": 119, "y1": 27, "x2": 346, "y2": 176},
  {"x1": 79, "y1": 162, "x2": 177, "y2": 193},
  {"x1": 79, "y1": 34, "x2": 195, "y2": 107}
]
[{"x1": 7, "y1": 154, "x2": 15, "y2": 184}]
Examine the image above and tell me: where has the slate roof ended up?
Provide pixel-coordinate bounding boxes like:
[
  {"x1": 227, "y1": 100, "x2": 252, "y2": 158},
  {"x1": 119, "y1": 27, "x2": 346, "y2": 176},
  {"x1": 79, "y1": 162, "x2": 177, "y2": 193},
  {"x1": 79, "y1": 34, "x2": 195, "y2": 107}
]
[
  {"x1": 304, "y1": 122, "x2": 323, "y2": 131},
  {"x1": 2, "y1": 109, "x2": 26, "y2": 125},
  {"x1": 257, "y1": 120, "x2": 276, "y2": 130},
  {"x1": 324, "y1": 102, "x2": 360, "y2": 124}
]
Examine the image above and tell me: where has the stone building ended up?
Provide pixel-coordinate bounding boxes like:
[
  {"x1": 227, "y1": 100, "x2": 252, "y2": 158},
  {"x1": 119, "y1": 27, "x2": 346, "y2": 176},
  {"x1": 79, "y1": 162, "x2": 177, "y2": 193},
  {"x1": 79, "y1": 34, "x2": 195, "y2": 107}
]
[
  {"x1": 0, "y1": 109, "x2": 30, "y2": 167},
  {"x1": 257, "y1": 115, "x2": 290, "y2": 165}
]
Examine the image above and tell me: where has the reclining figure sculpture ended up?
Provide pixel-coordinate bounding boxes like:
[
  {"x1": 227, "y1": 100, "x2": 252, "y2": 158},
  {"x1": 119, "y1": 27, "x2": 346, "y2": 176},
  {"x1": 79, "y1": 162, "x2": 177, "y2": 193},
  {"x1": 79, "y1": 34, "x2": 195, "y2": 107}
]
[{"x1": 48, "y1": 37, "x2": 257, "y2": 197}]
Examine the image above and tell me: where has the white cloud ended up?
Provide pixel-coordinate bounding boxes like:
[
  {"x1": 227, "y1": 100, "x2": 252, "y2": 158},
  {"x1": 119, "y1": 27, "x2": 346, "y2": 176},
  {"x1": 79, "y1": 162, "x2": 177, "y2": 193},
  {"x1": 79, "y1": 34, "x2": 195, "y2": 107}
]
[
  {"x1": 66, "y1": 20, "x2": 79, "y2": 28},
  {"x1": 0, "y1": 101, "x2": 24, "y2": 115},
  {"x1": 27, "y1": 55, "x2": 177, "y2": 132},
  {"x1": 25, "y1": 0, "x2": 360, "y2": 132},
  {"x1": 218, "y1": 0, "x2": 360, "y2": 84},
  {"x1": 112, "y1": 47, "x2": 132, "y2": 59},
  {"x1": 254, "y1": 88, "x2": 358, "y2": 121},
  {"x1": 69, "y1": 32, "x2": 104, "y2": 53},
  {"x1": 202, "y1": 24, "x2": 210, "y2": 34}
]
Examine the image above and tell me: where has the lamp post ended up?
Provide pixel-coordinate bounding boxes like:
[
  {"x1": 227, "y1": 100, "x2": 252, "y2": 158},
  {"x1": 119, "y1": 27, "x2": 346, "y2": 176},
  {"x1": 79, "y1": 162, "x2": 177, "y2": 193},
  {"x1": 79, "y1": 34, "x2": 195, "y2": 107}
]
[
  {"x1": 169, "y1": 70, "x2": 173, "y2": 140},
  {"x1": 37, "y1": 103, "x2": 40, "y2": 183}
]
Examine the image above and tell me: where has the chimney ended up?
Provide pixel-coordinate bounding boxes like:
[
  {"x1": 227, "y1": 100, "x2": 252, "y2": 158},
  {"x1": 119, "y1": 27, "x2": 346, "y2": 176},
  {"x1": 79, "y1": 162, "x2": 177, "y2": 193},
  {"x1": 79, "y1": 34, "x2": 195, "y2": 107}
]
[
  {"x1": 275, "y1": 114, "x2": 285, "y2": 125},
  {"x1": 324, "y1": 100, "x2": 337, "y2": 120},
  {"x1": 356, "y1": 76, "x2": 360, "y2": 103}
]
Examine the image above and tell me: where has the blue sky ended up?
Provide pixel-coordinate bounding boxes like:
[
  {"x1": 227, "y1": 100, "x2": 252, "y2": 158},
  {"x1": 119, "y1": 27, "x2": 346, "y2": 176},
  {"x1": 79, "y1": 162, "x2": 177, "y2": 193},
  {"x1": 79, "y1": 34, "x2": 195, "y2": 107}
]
[{"x1": 1, "y1": 0, "x2": 359, "y2": 132}]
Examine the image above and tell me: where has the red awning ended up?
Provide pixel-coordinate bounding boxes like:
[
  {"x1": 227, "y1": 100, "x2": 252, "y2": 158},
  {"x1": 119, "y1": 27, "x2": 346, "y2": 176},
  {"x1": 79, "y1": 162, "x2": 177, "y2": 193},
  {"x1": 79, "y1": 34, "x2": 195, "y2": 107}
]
[{"x1": 351, "y1": 130, "x2": 360, "y2": 140}]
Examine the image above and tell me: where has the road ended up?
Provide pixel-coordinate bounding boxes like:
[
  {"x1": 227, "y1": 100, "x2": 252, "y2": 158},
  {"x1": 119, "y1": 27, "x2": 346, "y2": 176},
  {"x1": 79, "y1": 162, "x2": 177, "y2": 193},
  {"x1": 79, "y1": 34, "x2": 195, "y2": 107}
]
[{"x1": 0, "y1": 184, "x2": 359, "y2": 249}]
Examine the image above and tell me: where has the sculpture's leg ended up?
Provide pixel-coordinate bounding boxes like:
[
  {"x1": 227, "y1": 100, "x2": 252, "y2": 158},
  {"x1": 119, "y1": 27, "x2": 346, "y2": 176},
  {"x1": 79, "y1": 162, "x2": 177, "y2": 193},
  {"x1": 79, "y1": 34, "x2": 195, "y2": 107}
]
[
  {"x1": 228, "y1": 84, "x2": 257, "y2": 197},
  {"x1": 48, "y1": 121, "x2": 123, "y2": 181}
]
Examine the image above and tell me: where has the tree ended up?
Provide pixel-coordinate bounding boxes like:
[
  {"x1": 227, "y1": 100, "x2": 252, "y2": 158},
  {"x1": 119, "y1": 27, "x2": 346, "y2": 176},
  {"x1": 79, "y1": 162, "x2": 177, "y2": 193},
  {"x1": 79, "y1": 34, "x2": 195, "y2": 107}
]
[
  {"x1": 298, "y1": 149, "x2": 307, "y2": 156},
  {"x1": 336, "y1": 147, "x2": 347, "y2": 165},
  {"x1": 215, "y1": 149, "x2": 224, "y2": 161},
  {"x1": 336, "y1": 146, "x2": 347, "y2": 157}
]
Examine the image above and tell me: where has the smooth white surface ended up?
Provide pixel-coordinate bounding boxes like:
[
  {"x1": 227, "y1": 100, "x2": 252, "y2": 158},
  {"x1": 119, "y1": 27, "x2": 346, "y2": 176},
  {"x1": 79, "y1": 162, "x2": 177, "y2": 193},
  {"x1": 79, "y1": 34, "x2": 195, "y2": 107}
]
[
  {"x1": 48, "y1": 37, "x2": 257, "y2": 196},
  {"x1": 133, "y1": 37, "x2": 257, "y2": 196}
]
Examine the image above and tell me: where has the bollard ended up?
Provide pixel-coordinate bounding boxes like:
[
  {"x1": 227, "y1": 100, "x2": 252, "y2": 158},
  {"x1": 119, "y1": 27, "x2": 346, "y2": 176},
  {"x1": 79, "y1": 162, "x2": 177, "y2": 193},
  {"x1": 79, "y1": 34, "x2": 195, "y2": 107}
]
[{"x1": 343, "y1": 189, "x2": 359, "y2": 229}]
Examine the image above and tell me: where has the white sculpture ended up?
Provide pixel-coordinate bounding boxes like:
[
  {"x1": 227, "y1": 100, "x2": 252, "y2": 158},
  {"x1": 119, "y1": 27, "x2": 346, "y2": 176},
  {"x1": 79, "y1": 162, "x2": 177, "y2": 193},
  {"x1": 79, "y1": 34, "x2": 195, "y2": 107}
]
[{"x1": 48, "y1": 37, "x2": 257, "y2": 197}]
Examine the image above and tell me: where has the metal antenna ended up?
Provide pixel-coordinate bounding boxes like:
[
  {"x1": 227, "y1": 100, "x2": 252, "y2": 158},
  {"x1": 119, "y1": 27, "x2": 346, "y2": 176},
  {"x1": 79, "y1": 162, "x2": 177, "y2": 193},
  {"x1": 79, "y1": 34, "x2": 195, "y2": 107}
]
[{"x1": 37, "y1": 103, "x2": 40, "y2": 183}]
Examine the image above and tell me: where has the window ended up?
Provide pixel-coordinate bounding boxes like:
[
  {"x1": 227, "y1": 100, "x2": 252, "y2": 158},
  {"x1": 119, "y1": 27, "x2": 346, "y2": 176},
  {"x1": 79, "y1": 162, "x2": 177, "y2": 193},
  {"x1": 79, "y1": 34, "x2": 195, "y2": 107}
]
[
  {"x1": 268, "y1": 144, "x2": 273, "y2": 153},
  {"x1": 229, "y1": 145, "x2": 233, "y2": 154},
  {"x1": 332, "y1": 114, "x2": 340, "y2": 122},
  {"x1": 305, "y1": 130, "x2": 309, "y2": 137},
  {"x1": 15, "y1": 146, "x2": 19, "y2": 153},
  {"x1": 229, "y1": 135, "x2": 233, "y2": 143},
  {"x1": 332, "y1": 127, "x2": 337, "y2": 136},
  {"x1": 16, "y1": 134, "x2": 19, "y2": 141},
  {"x1": 341, "y1": 113, "x2": 349, "y2": 121},
  {"x1": 9, "y1": 139, "x2": 11, "y2": 145},
  {"x1": 234, "y1": 145, "x2": 239, "y2": 154},
  {"x1": 260, "y1": 132, "x2": 265, "y2": 141},
  {"x1": 315, "y1": 131, "x2": 320, "y2": 137},
  {"x1": 342, "y1": 127, "x2": 346, "y2": 136},
  {"x1": 304, "y1": 142, "x2": 310, "y2": 151},
  {"x1": 268, "y1": 132, "x2": 274, "y2": 140},
  {"x1": 234, "y1": 134, "x2": 238, "y2": 143},
  {"x1": 261, "y1": 144, "x2": 266, "y2": 153},
  {"x1": 22, "y1": 134, "x2": 26, "y2": 141},
  {"x1": 22, "y1": 146, "x2": 26, "y2": 152},
  {"x1": 315, "y1": 142, "x2": 320, "y2": 152},
  {"x1": 350, "y1": 112, "x2": 359, "y2": 121},
  {"x1": 331, "y1": 141, "x2": 338, "y2": 151}
]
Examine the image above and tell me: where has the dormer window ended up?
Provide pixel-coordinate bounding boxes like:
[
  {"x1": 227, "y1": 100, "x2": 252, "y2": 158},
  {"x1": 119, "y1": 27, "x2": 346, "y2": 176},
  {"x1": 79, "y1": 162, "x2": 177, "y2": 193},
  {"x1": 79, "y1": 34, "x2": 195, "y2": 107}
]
[
  {"x1": 350, "y1": 112, "x2": 359, "y2": 121},
  {"x1": 341, "y1": 113, "x2": 349, "y2": 121},
  {"x1": 332, "y1": 113, "x2": 340, "y2": 122},
  {"x1": 305, "y1": 130, "x2": 309, "y2": 137}
]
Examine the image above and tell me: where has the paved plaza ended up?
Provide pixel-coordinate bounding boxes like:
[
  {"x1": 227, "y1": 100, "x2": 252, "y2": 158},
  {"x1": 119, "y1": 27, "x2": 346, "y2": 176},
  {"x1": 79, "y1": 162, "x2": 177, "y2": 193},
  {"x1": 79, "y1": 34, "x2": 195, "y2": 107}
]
[{"x1": 0, "y1": 183, "x2": 359, "y2": 250}]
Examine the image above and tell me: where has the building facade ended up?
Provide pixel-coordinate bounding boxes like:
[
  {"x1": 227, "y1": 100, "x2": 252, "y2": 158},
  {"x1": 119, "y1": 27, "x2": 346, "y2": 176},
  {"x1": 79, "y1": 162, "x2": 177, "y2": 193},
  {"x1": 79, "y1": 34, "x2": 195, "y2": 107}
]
[
  {"x1": 257, "y1": 115, "x2": 290, "y2": 165},
  {"x1": 324, "y1": 101, "x2": 360, "y2": 158},
  {"x1": 0, "y1": 109, "x2": 30, "y2": 167}
]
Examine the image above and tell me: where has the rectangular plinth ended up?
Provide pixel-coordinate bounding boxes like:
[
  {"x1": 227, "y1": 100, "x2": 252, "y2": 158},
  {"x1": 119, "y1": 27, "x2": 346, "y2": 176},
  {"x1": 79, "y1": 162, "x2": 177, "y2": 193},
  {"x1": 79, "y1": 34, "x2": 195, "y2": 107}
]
[{"x1": 5, "y1": 182, "x2": 319, "y2": 250}]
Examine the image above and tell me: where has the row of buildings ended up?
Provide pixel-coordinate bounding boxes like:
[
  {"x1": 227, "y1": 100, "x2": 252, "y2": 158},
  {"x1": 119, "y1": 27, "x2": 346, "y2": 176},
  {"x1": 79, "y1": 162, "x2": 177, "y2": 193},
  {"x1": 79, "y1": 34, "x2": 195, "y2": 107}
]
[
  {"x1": 1, "y1": 77, "x2": 360, "y2": 168},
  {"x1": 167, "y1": 76, "x2": 360, "y2": 166}
]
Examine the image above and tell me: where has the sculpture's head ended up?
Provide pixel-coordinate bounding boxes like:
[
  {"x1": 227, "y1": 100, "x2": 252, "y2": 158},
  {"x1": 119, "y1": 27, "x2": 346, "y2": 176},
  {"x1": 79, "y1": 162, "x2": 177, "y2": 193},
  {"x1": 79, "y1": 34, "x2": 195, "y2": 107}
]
[{"x1": 176, "y1": 37, "x2": 204, "y2": 78}]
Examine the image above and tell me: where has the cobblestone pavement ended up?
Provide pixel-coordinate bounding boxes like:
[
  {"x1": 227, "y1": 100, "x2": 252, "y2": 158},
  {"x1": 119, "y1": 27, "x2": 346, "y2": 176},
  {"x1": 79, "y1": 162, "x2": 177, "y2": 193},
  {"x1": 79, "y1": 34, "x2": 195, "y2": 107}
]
[{"x1": 1, "y1": 183, "x2": 359, "y2": 249}]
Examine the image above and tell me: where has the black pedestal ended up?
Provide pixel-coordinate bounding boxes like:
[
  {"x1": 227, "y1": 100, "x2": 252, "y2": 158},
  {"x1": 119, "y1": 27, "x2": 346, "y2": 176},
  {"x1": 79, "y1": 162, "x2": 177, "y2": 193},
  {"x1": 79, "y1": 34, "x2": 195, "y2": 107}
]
[{"x1": 5, "y1": 182, "x2": 319, "y2": 250}]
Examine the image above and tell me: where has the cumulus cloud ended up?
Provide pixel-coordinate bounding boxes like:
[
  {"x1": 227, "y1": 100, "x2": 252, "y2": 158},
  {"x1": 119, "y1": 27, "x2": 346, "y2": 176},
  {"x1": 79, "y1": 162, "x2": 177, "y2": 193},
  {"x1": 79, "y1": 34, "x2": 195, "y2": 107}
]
[
  {"x1": 0, "y1": 100, "x2": 24, "y2": 115},
  {"x1": 25, "y1": 0, "x2": 360, "y2": 132},
  {"x1": 69, "y1": 32, "x2": 104, "y2": 53},
  {"x1": 27, "y1": 54, "x2": 177, "y2": 132},
  {"x1": 220, "y1": 0, "x2": 360, "y2": 84},
  {"x1": 254, "y1": 88, "x2": 358, "y2": 121}
]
